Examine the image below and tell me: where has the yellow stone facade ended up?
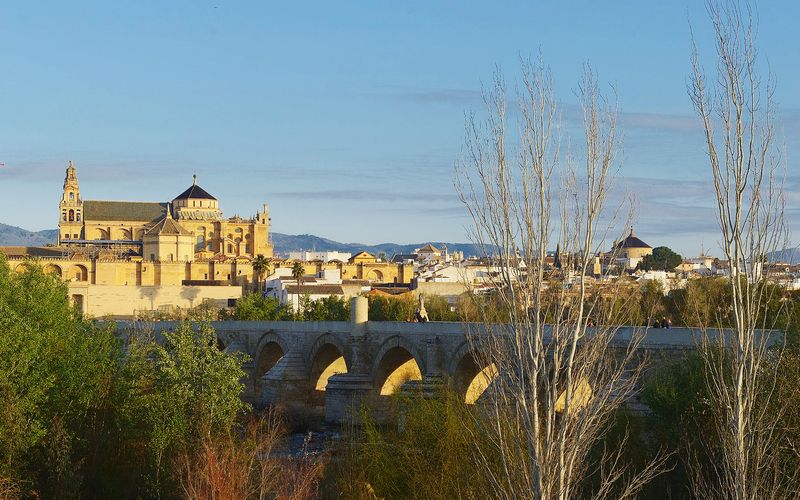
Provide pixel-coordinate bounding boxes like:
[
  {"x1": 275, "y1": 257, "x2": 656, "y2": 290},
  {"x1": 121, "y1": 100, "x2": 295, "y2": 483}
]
[
  {"x1": 0, "y1": 162, "x2": 416, "y2": 317},
  {"x1": 277, "y1": 259, "x2": 414, "y2": 284},
  {"x1": 58, "y1": 162, "x2": 273, "y2": 261}
]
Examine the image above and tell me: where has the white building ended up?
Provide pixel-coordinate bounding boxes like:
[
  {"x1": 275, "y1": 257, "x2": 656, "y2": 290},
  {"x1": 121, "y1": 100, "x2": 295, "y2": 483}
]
[
  {"x1": 264, "y1": 267, "x2": 368, "y2": 312},
  {"x1": 286, "y1": 250, "x2": 352, "y2": 263}
]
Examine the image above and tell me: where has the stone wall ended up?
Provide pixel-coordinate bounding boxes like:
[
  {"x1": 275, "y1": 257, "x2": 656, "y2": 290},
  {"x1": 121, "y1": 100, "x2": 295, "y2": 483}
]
[
  {"x1": 73, "y1": 284, "x2": 242, "y2": 317},
  {"x1": 115, "y1": 314, "x2": 754, "y2": 424}
]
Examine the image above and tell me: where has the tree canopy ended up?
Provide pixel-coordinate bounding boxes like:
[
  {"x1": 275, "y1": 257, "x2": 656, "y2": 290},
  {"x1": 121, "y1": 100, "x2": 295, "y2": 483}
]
[{"x1": 637, "y1": 246, "x2": 683, "y2": 271}]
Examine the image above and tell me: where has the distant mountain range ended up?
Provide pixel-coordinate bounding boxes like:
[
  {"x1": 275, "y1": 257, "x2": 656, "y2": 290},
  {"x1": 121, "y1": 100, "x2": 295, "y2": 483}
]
[
  {"x1": 0, "y1": 223, "x2": 484, "y2": 257},
  {"x1": 270, "y1": 233, "x2": 483, "y2": 257},
  {"x1": 0, "y1": 223, "x2": 58, "y2": 246},
  {"x1": 767, "y1": 247, "x2": 800, "y2": 265}
]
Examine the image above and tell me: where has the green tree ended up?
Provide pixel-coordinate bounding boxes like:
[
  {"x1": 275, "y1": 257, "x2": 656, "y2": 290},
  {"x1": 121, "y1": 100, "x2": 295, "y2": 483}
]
[
  {"x1": 251, "y1": 254, "x2": 272, "y2": 290},
  {"x1": 299, "y1": 295, "x2": 350, "y2": 321},
  {"x1": 0, "y1": 255, "x2": 120, "y2": 496},
  {"x1": 640, "y1": 279, "x2": 666, "y2": 325},
  {"x1": 326, "y1": 387, "x2": 493, "y2": 499},
  {"x1": 638, "y1": 246, "x2": 683, "y2": 271},
  {"x1": 291, "y1": 261, "x2": 305, "y2": 284},
  {"x1": 665, "y1": 276, "x2": 732, "y2": 327},
  {"x1": 423, "y1": 294, "x2": 460, "y2": 321},
  {"x1": 367, "y1": 294, "x2": 416, "y2": 321},
  {"x1": 227, "y1": 293, "x2": 293, "y2": 321},
  {"x1": 121, "y1": 321, "x2": 250, "y2": 492}
]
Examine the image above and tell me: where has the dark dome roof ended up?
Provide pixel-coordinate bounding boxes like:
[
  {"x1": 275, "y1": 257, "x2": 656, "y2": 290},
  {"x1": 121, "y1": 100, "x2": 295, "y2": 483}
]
[
  {"x1": 614, "y1": 228, "x2": 651, "y2": 249},
  {"x1": 173, "y1": 177, "x2": 216, "y2": 201}
]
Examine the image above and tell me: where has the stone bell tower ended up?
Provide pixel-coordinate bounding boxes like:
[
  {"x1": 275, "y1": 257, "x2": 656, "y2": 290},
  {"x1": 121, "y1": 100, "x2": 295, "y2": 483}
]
[{"x1": 58, "y1": 161, "x2": 84, "y2": 244}]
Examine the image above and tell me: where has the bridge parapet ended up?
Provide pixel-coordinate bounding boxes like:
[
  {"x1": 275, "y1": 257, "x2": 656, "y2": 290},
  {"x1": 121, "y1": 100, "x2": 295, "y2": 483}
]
[{"x1": 112, "y1": 302, "x2": 781, "y2": 424}]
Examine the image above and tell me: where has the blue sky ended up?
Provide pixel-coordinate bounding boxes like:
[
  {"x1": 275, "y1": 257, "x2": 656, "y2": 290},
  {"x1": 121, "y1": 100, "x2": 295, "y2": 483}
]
[{"x1": 0, "y1": 1, "x2": 798, "y2": 255}]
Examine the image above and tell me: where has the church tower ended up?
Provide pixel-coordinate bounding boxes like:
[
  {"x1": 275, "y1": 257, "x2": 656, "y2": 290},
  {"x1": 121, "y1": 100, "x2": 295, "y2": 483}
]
[{"x1": 59, "y1": 161, "x2": 84, "y2": 244}]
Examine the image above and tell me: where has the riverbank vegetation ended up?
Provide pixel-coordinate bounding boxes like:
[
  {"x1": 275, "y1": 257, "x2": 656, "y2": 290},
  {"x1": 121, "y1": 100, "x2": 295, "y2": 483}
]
[
  {"x1": 2, "y1": 245, "x2": 800, "y2": 499},
  {"x1": 0, "y1": 255, "x2": 325, "y2": 499}
]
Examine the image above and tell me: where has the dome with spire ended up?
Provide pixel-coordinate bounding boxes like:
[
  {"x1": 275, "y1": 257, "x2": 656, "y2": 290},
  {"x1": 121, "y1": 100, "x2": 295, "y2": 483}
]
[
  {"x1": 173, "y1": 174, "x2": 217, "y2": 201},
  {"x1": 613, "y1": 227, "x2": 651, "y2": 250},
  {"x1": 171, "y1": 175, "x2": 222, "y2": 220}
]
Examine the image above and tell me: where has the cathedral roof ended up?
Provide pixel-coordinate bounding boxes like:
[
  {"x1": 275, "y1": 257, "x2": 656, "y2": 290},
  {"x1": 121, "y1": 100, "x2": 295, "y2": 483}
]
[
  {"x1": 83, "y1": 201, "x2": 168, "y2": 222},
  {"x1": 0, "y1": 246, "x2": 65, "y2": 258},
  {"x1": 418, "y1": 243, "x2": 440, "y2": 253},
  {"x1": 143, "y1": 215, "x2": 191, "y2": 237},
  {"x1": 173, "y1": 177, "x2": 217, "y2": 201},
  {"x1": 614, "y1": 228, "x2": 651, "y2": 249}
]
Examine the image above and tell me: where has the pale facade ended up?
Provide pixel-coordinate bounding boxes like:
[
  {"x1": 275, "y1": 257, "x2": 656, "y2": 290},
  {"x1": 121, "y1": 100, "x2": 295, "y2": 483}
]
[
  {"x1": 0, "y1": 161, "x2": 417, "y2": 317},
  {"x1": 287, "y1": 250, "x2": 352, "y2": 262},
  {"x1": 611, "y1": 228, "x2": 653, "y2": 269},
  {"x1": 58, "y1": 162, "x2": 273, "y2": 260}
]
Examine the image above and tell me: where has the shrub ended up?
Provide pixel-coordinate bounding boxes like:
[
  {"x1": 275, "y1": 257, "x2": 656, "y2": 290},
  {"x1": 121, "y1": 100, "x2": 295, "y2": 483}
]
[{"x1": 228, "y1": 293, "x2": 293, "y2": 320}]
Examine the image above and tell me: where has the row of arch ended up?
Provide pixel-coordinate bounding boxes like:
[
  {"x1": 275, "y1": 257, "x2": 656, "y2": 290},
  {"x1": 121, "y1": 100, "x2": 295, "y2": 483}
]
[
  {"x1": 195, "y1": 226, "x2": 253, "y2": 255},
  {"x1": 15, "y1": 263, "x2": 89, "y2": 282},
  {"x1": 91, "y1": 228, "x2": 141, "y2": 241},
  {"x1": 62, "y1": 209, "x2": 82, "y2": 222},
  {"x1": 251, "y1": 334, "x2": 497, "y2": 408}
]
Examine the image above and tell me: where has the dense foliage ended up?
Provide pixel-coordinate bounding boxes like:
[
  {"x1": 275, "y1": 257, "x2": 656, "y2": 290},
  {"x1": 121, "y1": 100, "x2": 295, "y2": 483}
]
[
  {"x1": 324, "y1": 387, "x2": 493, "y2": 499},
  {"x1": 637, "y1": 246, "x2": 683, "y2": 271},
  {"x1": 0, "y1": 256, "x2": 119, "y2": 497},
  {"x1": 0, "y1": 255, "x2": 317, "y2": 498},
  {"x1": 224, "y1": 293, "x2": 294, "y2": 320}
]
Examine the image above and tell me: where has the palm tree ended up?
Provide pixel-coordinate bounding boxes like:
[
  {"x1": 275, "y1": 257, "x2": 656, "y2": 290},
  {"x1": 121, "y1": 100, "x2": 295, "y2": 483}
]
[
  {"x1": 291, "y1": 261, "x2": 305, "y2": 285},
  {"x1": 252, "y1": 254, "x2": 272, "y2": 291},
  {"x1": 291, "y1": 261, "x2": 305, "y2": 313}
]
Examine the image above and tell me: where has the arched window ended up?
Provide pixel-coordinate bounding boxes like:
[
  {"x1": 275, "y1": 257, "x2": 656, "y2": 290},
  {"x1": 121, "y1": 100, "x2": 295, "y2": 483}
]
[
  {"x1": 196, "y1": 226, "x2": 206, "y2": 252},
  {"x1": 68, "y1": 209, "x2": 75, "y2": 222},
  {"x1": 62, "y1": 211, "x2": 67, "y2": 222},
  {"x1": 69, "y1": 192, "x2": 74, "y2": 200},
  {"x1": 76, "y1": 211, "x2": 81, "y2": 222}
]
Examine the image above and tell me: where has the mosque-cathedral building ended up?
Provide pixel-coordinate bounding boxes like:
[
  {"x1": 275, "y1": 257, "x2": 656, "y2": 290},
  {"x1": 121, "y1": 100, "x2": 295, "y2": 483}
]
[
  {"x1": 1, "y1": 162, "x2": 412, "y2": 317},
  {"x1": 58, "y1": 161, "x2": 274, "y2": 261}
]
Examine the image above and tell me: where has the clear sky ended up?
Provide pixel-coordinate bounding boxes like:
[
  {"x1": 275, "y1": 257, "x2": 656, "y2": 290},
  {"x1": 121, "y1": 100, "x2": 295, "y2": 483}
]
[{"x1": 0, "y1": 1, "x2": 798, "y2": 255}]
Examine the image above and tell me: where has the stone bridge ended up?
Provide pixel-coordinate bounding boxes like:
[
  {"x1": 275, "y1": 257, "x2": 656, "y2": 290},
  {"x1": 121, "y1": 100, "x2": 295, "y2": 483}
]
[{"x1": 118, "y1": 298, "x2": 716, "y2": 424}]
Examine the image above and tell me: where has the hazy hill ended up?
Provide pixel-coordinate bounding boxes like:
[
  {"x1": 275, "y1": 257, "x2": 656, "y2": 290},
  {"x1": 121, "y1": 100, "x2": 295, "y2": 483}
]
[
  {"x1": 0, "y1": 223, "x2": 58, "y2": 246},
  {"x1": 271, "y1": 233, "x2": 484, "y2": 257},
  {"x1": 767, "y1": 247, "x2": 800, "y2": 265},
  {"x1": 0, "y1": 223, "x2": 483, "y2": 257}
]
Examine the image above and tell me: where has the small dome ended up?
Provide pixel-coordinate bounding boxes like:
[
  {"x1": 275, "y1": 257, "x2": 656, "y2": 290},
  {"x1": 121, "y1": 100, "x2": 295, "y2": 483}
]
[
  {"x1": 173, "y1": 175, "x2": 217, "y2": 201},
  {"x1": 614, "y1": 228, "x2": 651, "y2": 249}
]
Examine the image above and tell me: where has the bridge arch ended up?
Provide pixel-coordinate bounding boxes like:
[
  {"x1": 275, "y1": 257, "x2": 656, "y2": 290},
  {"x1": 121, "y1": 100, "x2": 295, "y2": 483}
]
[
  {"x1": 372, "y1": 336, "x2": 425, "y2": 396},
  {"x1": 253, "y1": 333, "x2": 288, "y2": 384},
  {"x1": 449, "y1": 342, "x2": 498, "y2": 405},
  {"x1": 308, "y1": 334, "x2": 350, "y2": 385},
  {"x1": 307, "y1": 334, "x2": 349, "y2": 407}
]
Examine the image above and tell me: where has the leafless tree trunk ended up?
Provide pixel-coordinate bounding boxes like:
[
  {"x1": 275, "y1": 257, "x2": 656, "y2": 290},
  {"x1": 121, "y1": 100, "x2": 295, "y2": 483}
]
[
  {"x1": 455, "y1": 57, "x2": 665, "y2": 499},
  {"x1": 689, "y1": 1, "x2": 795, "y2": 498}
]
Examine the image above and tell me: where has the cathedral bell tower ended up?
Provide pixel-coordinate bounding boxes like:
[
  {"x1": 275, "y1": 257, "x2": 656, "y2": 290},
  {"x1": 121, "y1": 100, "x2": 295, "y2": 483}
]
[{"x1": 59, "y1": 161, "x2": 84, "y2": 244}]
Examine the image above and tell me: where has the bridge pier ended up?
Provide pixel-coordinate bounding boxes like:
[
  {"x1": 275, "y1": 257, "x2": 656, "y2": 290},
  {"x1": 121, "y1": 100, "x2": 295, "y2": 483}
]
[
  {"x1": 261, "y1": 339, "x2": 314, "y2": 419},
  {"x1": 111, "y1": 314, "x2": 720, "y2": 427},
  {"x1": 325, "y1": 297, "x2": 376, "y2": 424}
]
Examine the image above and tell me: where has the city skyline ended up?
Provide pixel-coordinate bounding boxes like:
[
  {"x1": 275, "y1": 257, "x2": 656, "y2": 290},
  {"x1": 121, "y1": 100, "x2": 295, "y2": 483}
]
[{"x1": 1, "y1": 1, "x2": 798, "y2": 256}]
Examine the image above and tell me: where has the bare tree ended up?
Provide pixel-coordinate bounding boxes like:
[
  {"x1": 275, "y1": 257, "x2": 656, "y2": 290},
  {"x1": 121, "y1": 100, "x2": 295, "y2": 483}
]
[
  {"x1": 688, "y1": 1, "x2": 795, "y2": 498},
  {"x1": 455, "y1": 57, "x2": 665, "y2": 499}
]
